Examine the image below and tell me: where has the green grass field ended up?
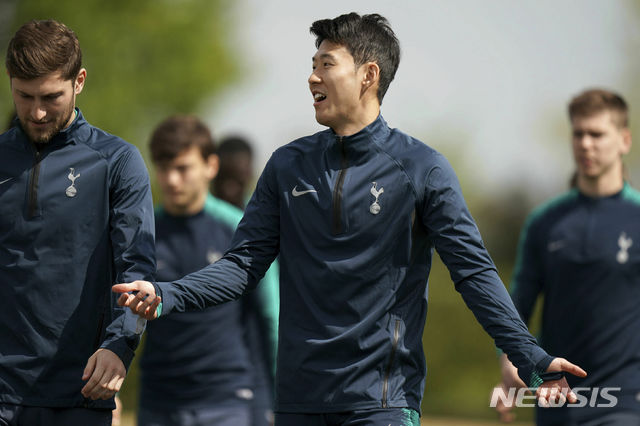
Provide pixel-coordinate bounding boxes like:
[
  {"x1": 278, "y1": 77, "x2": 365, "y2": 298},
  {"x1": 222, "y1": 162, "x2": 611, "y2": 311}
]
[{"x1": 118, "y1": 412, "x2": 533, "y2": 426}]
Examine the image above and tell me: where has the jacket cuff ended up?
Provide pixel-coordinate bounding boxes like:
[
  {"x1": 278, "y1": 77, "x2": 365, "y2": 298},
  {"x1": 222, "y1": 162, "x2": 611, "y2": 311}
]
[
  {"x1": 520, "y1": 349, "x2": 554, "y2": 389},
  {"x1": 154, "y1": 281, "x2": 174, "y2": 316},
  {"x1": 101, "y1": 338, "x2": 136, "y2": 370}
]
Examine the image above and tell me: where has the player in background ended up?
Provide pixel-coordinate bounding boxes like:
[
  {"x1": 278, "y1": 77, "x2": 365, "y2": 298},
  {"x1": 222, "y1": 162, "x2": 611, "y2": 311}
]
[
  {"x1": 495, "y1": 89, "x2": 640, "y2": 425},
  {"x1": 137, "y1": 115, "x2": 278, "y2": 426}
]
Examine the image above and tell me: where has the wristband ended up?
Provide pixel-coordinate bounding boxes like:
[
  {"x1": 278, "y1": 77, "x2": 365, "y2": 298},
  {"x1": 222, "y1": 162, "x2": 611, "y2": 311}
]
[{"x1": 539, "y1": 371, "x2": 564, "y2": 382}]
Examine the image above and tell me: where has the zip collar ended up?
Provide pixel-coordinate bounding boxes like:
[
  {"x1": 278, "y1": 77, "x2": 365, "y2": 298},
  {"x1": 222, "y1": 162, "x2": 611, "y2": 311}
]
[
  {"x1": 52, "y1": 108, "x2": 91, "y2": 145},
  {"x1": 330, "y1": 114, "x2": 391, "y2": 157}
]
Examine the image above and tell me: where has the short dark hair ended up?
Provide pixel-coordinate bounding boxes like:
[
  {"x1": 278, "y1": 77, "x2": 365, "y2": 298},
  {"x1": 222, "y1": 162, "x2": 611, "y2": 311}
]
[
  {"x1": 216, "y1": 135, "x2": 253, "y2": 181},
  {"x1": 217, "y1": 135, "x2": 253, "y2": 159},
  {"x1": 310, "y1": 12, "x2": 400, "y2": 103},
  {"x1": 569, "y1": 88, "x2": 629, "y2": 128},
  {"x1": 6, "y1": 19, "x2": 82, "y2": 80},
  {"x1": 149, "y1": 115, "x2": 216, "y2": 164}
]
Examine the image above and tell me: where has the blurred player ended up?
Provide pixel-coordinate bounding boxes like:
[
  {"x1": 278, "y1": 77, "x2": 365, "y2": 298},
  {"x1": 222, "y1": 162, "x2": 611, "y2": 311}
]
[
  {"x1": 496, "y1": 89, "x2": 640, "y2": 425},
  {"x1": 212, "y1": 136, "x2": 255, "y2": 209},
  {"x1": 137, "y1": 115, "x2": 278, "y2": 426}
]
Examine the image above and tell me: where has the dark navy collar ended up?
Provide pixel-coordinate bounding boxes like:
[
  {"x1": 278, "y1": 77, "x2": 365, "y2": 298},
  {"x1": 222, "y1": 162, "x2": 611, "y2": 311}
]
[
  {"x1": 330, "y1": 114, "x2": 391, "y2": 156},
  {"x1": 50, "y1": 108, "x2": 91, "y2": 145}
]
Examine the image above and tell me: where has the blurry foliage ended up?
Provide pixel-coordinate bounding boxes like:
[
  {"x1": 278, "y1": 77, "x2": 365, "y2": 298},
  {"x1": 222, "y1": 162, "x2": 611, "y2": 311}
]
[{"x1": 1, "y1": 0, "x2": 239, "y2": 151}]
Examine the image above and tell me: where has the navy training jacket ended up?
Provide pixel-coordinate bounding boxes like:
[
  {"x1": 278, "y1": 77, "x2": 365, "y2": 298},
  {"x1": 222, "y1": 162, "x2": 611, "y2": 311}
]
[
  {"x1": 140, "y1": 199, "x2": 253, "y2": 409},
  {"x1": 156, "y1": 115, "x2": 552, "y2": 413},
  {"x1": 0, "y1": 110, "x2": 155, "y2": 408}
]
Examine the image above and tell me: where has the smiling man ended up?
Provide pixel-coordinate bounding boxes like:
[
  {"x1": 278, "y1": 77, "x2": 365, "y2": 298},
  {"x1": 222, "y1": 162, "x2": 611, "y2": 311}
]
[
  {"x1": 115, "y1": 13, "x2": 585, "y2": 426},
  {"x1": 0, "y1": 20, "x2": 154, "y2": 426}
]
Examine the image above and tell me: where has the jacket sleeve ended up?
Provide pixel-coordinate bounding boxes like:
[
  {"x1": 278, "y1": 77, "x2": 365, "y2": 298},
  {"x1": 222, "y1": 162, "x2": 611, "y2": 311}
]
[
  {"x1": 509, "y1": 213, "x2": 544, "y2": 326},
  {"x1": 157, "y1": 155, "x2": 280, "y2": 315},
  {"x1": 100, "y1": 145, "x2": 156, "y2": 369},
  {"x1": 419, "y1": 154, "x2": 552, "y2": 387}
]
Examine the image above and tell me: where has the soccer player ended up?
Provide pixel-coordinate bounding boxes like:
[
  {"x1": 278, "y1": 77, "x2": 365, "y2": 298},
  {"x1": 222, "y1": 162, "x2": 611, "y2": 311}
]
[
  {"x1": 137, "y1": 115, "x2": 278, "y2": 426},
  {"x1": 496, "y1": 89, "x2": 640, "y2": 425},
  {"x1": 0, "y1": 20, "x2": 154, "y2": 425},
  {"x1": 115, "y1": 13, "x2": 585, "y2": 425}
]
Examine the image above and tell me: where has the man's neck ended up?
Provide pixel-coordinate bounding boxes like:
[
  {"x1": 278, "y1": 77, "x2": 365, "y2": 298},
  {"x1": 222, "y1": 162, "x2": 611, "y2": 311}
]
[
  {"x1": 63, "y1": 108, "x2": 77, "y2": 131},
  {"x1": 163, "y1": 193, "x2": 207, "y2": 217},
  {"x1": 333, "y1": 105, "x2": 380, "y2": 137},
  {"x1": 577, "y1": 174, "x2": 624, "y2": 198}
]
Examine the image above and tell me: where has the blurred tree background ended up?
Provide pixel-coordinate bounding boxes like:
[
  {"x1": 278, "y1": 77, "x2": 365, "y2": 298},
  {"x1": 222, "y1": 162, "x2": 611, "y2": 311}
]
[
  {"x1": 2, "y1": 0, "x2": 640, "y2": 424},
  {"x1": 0, "y1": 0, "x2": 239, "y2": 163}
]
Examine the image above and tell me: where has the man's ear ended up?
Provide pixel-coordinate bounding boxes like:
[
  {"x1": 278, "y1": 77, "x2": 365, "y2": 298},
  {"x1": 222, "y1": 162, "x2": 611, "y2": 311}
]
[
  {"x1": 74, "y1": 68, "x2": 87, "y2": 95},
  {"x1": 360, "y1": 62, "x2": 380, "y2": 97},
  {"x1": 621, "y1": 127, "x2": 632, "y2": 156}
]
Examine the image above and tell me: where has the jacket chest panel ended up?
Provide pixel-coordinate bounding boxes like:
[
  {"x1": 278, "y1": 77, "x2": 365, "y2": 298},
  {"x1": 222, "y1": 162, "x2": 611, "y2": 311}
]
[
  {"x1": 543, "y1": 204, "x2": 640, "y2": 288},
  {"x1": 0, "y1": 147, "x2": 109, "y2": 237},
  {"x1": 155, "y1": 222, "x2": 230, "y2": 281},
  {"x1": 281, "y1": 157, "x2": 415, "y2": 245}
]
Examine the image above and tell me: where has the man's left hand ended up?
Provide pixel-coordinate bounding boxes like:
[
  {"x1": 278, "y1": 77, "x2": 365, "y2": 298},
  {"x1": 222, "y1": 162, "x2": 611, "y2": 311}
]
[
  {"x1": 536, "y1": 357, "x2": 587, "y2": 407},
  {"x1": 81, "y1": 348, "x2": 126, "y2": 400}
]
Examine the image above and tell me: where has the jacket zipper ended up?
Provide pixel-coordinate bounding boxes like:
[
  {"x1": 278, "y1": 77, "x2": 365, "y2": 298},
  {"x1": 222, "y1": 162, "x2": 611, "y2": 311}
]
[
  {"x1": 332, "y1": 136, "x2": 348, "y2": 235},
  {"x1": 382, "y1": 319, "x2": 401, "y2": 408},
  {"x1": 29, "y1": 148, "x2": 42, "y2": 218}
]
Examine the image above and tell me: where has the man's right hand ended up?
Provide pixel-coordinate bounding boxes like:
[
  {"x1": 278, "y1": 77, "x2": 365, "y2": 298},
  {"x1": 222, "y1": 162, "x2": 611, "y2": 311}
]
[
  {"x1": 492, "y1": 354, "x2": 526, "y2": 422},
  {"x1": 112, "y1": 280, "x2": 161, "y2": 320}
]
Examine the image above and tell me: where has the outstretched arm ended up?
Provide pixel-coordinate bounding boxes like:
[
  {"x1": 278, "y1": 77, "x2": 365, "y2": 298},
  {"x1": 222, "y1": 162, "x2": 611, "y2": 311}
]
[
  {"x1": 114, "y1": 155, "x2": 281, "y2": 319},
  {"x1": 420, "y1": 155, "x2": 585, "y2": 392}
]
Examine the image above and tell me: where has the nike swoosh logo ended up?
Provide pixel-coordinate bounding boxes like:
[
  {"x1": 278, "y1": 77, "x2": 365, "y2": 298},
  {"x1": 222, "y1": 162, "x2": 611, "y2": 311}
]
[
  {"x1": 0, "y1": 178, "x2": 12, "y2": 185},
  {"x1": 292, "y1": 185, "x2": 317, "y2": 197}
]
